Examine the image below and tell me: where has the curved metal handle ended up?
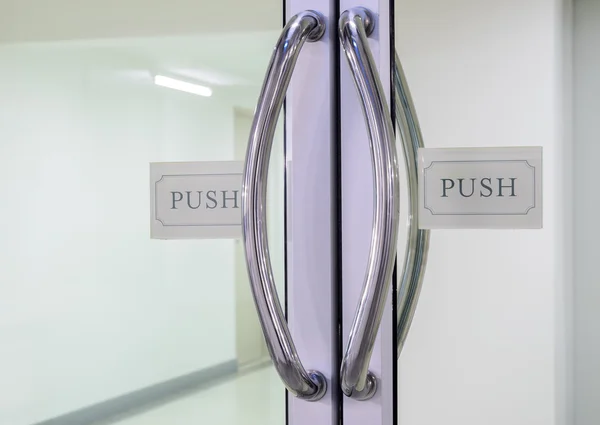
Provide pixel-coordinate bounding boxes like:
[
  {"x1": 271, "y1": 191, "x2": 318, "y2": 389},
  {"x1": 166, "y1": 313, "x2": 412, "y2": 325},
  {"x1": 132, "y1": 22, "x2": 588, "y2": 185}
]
[
  {"x1": 339, "y1": 7, "x2": 400, "y2": 400},
  {"x1": 393, "y1": 53, "x2": 431, "y2": 356},
  {"x1": 241, "y1": 10, "x2": 327, "y2": 401}
]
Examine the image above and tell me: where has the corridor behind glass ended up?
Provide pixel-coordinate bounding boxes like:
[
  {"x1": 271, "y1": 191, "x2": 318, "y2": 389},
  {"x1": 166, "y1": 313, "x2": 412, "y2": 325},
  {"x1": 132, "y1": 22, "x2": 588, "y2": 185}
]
[{"x1": 0, "y1": 2, "x2": 286, "y2": 425}]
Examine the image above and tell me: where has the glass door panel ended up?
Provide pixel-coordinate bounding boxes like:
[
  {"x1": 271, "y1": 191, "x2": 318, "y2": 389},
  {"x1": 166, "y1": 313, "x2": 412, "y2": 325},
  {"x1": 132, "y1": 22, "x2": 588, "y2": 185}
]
[
  {"x1": 0, "y1": 2, "x2": 291, "y2": 425},
  {"x1": 7, "y1": 2, "x2": 582, "y2": 425},
  {"x1": 393, "y1": 1, "x2": 572, "y2": 425},
  {"x1": 335, "y1": 1, "x2": 575, "y2": 424}
]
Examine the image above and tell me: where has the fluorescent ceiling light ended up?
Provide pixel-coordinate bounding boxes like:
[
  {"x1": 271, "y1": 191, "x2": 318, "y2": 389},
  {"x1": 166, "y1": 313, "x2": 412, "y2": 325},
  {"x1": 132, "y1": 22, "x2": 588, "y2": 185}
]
[{"x1": 154, "y1": 75, "x2": 212, "y2": 97}]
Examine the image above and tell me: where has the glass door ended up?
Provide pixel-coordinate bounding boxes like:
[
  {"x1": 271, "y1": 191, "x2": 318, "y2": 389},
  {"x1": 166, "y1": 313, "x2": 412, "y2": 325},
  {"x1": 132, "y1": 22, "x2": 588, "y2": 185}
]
[
  {"x1": 336, "y1": 0, "x2": 582, "y2": 424},
  {"x1": 2, "y1": 1, "x2": 582, "y2": 425},
  {"x1": 338, "y1": 1, "x2": 576, "y2": 425},
  {"x1": 391, "y1": 1, "x2": 572, "y2": 424},
  {"x1": 0, "y1": 1, "x2": 337, "y2": 425}
]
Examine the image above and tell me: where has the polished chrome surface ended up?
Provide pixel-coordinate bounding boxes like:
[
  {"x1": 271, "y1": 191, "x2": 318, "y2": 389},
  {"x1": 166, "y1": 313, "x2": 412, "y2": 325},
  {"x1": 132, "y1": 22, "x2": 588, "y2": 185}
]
[
  {"x1": 393, "y1": 53, "x2": 431, "y2": 356},
  {"x1": 241, "y1": 10, "x2": 326, "y2": 401},
  {"x1": 338, "y1": 7, "x2": 400, "y2": 401}
]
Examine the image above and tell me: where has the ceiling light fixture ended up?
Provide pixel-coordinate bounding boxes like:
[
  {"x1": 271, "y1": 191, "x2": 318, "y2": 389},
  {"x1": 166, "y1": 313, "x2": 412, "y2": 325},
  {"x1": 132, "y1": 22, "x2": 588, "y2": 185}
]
[{"x1": 154, "y1": 75, "x2": 213, "y2": 97}]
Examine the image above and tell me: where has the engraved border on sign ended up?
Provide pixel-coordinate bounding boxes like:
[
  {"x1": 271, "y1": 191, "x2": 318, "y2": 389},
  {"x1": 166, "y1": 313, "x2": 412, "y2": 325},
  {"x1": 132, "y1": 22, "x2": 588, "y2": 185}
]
[
  {"x1": 423, "y1": 160, "x2": 536, "y2": 216},
  {"x1": 154, "y1": 173, "x2": 243, "y2": 226}
]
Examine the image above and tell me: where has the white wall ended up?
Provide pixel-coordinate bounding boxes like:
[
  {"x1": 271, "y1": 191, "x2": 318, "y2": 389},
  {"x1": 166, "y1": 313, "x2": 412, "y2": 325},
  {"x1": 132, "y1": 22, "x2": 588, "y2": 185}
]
[
  {"x1": 0, "y1": 44, "x2": 245, "y2": 424},
  {"x1": 574, "y1": 1, "x2": 600, "y2": 424},
  {"x1": 395, "y1": 1, "x2": 571, "y2": 424}
]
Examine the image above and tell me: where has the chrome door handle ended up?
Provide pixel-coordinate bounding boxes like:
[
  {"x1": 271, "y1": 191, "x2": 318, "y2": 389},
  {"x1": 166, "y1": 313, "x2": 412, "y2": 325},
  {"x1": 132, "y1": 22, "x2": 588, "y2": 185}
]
[
  {"x1": 241, "y1": 10, "x2": 327, "y2": 401},
  {"x1": 393, "y1": 53, "x2": 431, "y2": 356},
  {"x1": 339, "y1": 7, "x2": 400, "y2": 400}
]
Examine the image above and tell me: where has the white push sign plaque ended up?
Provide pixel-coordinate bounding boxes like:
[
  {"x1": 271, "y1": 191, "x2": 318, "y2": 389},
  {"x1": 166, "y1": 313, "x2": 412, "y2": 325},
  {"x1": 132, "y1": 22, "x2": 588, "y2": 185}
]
[
  {"x1": 150, "y1": 161, "x2": 243, "y2": 239},
  {"x1": 418, "y1": 147, "x2": 543, "y2": 229}
]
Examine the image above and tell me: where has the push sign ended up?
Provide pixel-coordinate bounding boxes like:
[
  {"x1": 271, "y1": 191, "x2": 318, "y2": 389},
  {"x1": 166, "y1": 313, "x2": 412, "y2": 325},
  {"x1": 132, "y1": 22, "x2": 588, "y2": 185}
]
[
  {"x1": 418, "y1": 147, "x2": 543, "y2": 229},
  {"x1": 150, "y1": 161, "x2": 243, "y2": 239}
]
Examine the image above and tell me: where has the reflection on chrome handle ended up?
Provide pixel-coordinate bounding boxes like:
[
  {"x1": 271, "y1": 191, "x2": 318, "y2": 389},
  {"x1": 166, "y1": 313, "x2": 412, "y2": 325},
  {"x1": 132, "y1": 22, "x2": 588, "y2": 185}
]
[
  {"x1": 241, "y1": 11, "x2": 327, "y2": 401},
  {"x1": 393, "y1": 54, "x2": 431, "y2": 356},
  {"x1": 339, "y1": 8, "x2": 400, "y2": 401}
]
